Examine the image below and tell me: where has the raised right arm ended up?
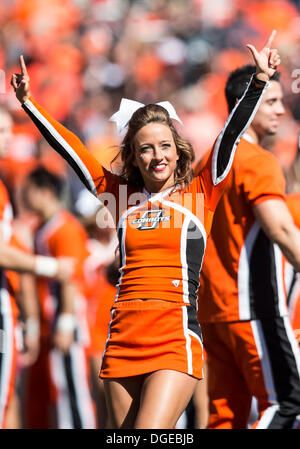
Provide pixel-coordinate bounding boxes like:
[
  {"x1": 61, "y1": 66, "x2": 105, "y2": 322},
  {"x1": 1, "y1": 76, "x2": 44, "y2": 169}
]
[
  {"x1": 22, "y1": 97, "x2": 112, "y2": 197},
  {"x1": 12, "y1": 56, "x2": 120, "y2": 198}
]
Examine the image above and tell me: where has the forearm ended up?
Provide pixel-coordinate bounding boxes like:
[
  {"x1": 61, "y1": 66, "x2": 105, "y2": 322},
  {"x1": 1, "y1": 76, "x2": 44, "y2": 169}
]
[
  {"x1": 55, "y1": 282, "x2": 77, "y2": 338},
  {"x1": 19, "y1": 274, "x2": 40, "y2": 320},
  {"x1": 212, "y1": 74, "x2": 268, "y2": 185},
  {"x1": 19, "y1": 274, "x2": 40, "y2": 340},
  {"x1": 0, "y1": 243, "x2": 58, "y2": 276},
  {"x1": 59, "y1": 281, "x2": 77, "y2": 315},
  {"x1": 0, "y1": 244, "x2": 35, "y2": 272},
  {"x1": 271, "y1": 225, "x2": 300, "y2": 272},
  {"x1": 21, "y1": 97, "x2": 107, "y2": 197},
  {"x1": 254, "y1": 200, "x2": 300, "y2": 272}
]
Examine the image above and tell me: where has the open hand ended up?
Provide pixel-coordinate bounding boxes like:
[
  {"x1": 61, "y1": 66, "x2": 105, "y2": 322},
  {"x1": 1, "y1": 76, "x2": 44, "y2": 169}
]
[
  {"x1": 246, "y1": 30, "x2": 281, "y2": 82},
  {"x1": 11, "y1": 55, "x2": 31, "y2": 103}
]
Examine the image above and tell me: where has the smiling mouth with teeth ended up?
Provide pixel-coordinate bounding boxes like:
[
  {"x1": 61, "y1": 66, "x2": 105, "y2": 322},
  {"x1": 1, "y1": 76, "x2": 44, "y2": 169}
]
[{"x1": 152, "y1": 164, "x2": 167, "y2": 171}]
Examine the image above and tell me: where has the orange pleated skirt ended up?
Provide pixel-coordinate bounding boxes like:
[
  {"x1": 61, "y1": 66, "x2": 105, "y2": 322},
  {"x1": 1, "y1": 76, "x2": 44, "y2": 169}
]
[{"x1": 99, "y1": 300, "x2": 204, "y2": 379}]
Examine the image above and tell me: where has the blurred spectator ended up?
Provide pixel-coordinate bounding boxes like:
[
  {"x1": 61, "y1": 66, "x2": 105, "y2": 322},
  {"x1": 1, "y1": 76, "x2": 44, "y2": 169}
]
[{"x1": 1, "y1": 0, "x2": 299, "y2": 179}]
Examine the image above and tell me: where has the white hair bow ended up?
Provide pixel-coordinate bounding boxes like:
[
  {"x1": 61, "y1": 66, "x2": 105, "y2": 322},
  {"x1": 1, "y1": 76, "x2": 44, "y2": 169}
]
[{"x1": 109, "y1": 98, "x2": 183, "y2": 134}]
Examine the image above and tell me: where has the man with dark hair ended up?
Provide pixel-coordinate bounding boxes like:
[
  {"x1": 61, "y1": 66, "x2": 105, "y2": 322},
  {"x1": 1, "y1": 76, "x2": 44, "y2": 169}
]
[
  {"x1": 22, "y1": 166, "x2": 96, "y2": 429},
  {"x1": 25, "y1": 166, "x2": 64, "y2": 198},
  {"x1": 197, "y1": 65, "x2": 300, "y2": 429},
  {"x1": 225, "y1": 64, "x2": 281, "y2": 113}
]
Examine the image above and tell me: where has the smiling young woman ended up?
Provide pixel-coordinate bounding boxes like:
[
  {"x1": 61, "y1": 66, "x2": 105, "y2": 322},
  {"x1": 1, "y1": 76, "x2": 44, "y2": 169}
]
[
  {"x1": 11, "y1": 31, "x2": 280, "y2": 429},
  {"x1": 132, "y1": 122, "x2": 179, "y2": 193},
  {"x1": 118, "y1": 103, "x2": 194, "y2": 193}
]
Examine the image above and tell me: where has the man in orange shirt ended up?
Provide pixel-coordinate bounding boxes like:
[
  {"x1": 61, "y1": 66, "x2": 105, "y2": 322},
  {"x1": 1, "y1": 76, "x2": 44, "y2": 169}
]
[
  {"x1": 22, "y1": 167, "x2": 96, "y2": 429},
  {"x1": 197, "y1": 65, "x2": 300, "y2": 429}
]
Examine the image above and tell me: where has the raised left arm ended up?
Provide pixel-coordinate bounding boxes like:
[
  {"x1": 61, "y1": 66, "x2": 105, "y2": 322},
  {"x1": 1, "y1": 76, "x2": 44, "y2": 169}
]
[
  {"x1": 212, "y1": 30, "x2": 280, "y2": 186},
  {"x1": 198, "y1": 31, "x2": 281, "y2": 211}
]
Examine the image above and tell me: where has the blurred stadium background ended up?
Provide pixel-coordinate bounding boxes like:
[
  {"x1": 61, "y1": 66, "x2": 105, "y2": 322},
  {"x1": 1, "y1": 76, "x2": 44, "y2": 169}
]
[{"x1": 0, "y1": 0, "x2": 300, "y2": 206}]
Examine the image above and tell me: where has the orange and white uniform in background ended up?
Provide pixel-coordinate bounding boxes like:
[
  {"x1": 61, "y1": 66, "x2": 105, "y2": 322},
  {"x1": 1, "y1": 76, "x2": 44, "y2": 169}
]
[
  {"x1": 197, "y1": 135, "x2": 300, "y2": 429},
  {"x1": 0, "y1": 180, "x2": 20, "y2": 429},
  {"x1": 21, "y1": 75, "x2": 267, "y2": 380},
  {"x1": 285, "y1": 193, "x2": 300, "y2": 336},
  {"x1": 84, "y1": 235, "x2": 118, "y2": 359},
  {"x1": 24, "y1": 210, "x2": 96, "y2": 429}
]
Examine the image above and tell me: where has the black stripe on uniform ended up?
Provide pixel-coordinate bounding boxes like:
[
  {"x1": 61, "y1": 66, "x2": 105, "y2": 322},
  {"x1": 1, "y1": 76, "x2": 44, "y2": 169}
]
[
  {"x1": 63, "y1": 353, "x2": 82, "y2": 429},
  {"x1": 216, "y1": 75, "x2": 266, "y2": 179},
  {"x1": 116, "y1": 225, "x2": 124, "y2": 289},
  {"x1": 186, "y1": 220, "x2": 204, "y2": 308},
  {"x1": 22, "y1": 105, "x2": 94, "y2": 194},
  {"x1": 249, "y1": 229, "x2": 280, "y2": 319},
  {"x1": 187, "y1": 305, "x2": 203, "y2": 343},
  {"x1": 286, "y1": 269, "x2": 297, "y2": 308},
  {"x1": 259, "y1": 316, "x2": 300, "y2": 428}
]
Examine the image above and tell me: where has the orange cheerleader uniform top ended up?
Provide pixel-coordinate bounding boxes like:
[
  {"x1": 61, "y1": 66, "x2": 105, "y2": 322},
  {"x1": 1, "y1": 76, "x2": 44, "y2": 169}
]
[{"x1": 22, "y1": 75, "x2": 268, "y2": 308}]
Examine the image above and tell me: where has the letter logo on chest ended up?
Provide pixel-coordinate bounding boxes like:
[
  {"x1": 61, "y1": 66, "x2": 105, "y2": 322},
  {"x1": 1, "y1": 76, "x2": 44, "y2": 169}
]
[{"x1": 132, "y1": 209, "x2": 171, "y2": 231}]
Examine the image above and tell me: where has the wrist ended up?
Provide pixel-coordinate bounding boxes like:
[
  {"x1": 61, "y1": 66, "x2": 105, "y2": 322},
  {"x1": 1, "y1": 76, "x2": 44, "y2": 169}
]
[
  {"x1": 25, "y1": 317, "x2": 40, "y2": 339},
  {"x1": 56, "y1": 313, "x2": 76, "y2": 334},
  {"x1": 18, "y1": 93, "x2": 31, "y2": 104},
  {"x1": 254, "y1": 73, "x2": 269, "y2": 83},
  {"x1": 34, "y1": 256, "x2": 58, "y2": 277}
]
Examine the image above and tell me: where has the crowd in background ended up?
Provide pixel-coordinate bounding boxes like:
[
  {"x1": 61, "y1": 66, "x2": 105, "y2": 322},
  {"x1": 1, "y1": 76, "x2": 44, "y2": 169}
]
[{"x1": 1, "y1": 0, "x2": 300, "y2": 208}]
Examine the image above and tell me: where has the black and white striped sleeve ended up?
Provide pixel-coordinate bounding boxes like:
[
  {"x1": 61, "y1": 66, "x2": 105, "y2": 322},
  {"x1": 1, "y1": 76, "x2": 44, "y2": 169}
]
[
  {"x1": 21, "y1": 97, "x2": 114, "y2": 198},
  {"x1": 211, "y1": 74, "x2": 268, "y2": 186}
]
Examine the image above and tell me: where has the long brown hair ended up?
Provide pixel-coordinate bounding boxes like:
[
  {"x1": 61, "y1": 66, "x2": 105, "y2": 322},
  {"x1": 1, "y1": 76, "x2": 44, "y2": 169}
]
[{"x1": 112, "y1": 104, "x2": 195, "y2": 189}]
